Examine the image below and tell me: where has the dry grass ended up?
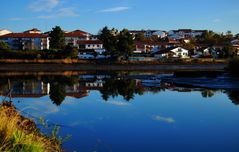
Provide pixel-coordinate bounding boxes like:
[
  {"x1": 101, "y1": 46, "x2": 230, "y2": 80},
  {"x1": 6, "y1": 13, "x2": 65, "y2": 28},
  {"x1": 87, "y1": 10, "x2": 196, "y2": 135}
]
[{"x1": 0, "y1": 102, "x2": 62, "y2": 152}]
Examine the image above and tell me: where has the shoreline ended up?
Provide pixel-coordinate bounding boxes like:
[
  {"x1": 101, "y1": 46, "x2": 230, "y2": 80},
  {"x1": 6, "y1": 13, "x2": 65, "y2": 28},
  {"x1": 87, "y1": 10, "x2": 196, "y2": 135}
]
[{"x1": 0, "y1": 63, "x2": 227, "y2": 72}]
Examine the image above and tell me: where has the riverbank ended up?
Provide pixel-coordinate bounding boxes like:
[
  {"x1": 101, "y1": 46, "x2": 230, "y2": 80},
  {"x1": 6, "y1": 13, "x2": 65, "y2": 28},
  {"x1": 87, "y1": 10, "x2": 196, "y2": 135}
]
[
  {"x1": 0, "y1": 101, "x2": 62, "y2": 152},
  {"x1": 0, "y1": 63, "x2": 227, "y2": 72}
]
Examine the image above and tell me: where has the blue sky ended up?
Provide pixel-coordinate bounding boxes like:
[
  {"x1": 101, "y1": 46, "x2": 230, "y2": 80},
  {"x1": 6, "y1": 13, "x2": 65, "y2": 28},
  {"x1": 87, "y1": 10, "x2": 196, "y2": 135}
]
[{"x1": 0, "y1": 0, "x2": 239, "y2": 34}]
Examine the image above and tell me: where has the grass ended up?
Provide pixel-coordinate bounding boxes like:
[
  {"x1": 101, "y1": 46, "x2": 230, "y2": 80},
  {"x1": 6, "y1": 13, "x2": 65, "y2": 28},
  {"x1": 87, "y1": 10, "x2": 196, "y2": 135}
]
[{"x1": 0, "y1": 101, "x2": 63, "y2": 152}]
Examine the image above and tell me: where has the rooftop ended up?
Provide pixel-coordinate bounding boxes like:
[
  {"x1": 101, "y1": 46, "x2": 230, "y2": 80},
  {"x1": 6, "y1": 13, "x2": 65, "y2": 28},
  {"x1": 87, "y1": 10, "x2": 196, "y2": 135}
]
[{"x1": 0, "y1": 33, "x2": 48, "y2": 38}]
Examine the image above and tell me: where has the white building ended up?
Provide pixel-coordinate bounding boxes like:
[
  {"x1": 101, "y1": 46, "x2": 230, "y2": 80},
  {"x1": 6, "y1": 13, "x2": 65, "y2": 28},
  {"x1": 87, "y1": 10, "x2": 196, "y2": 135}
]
[
  {"x1": 168, "y1": 29, "x2": 206, "y2": 40},
  {"x1": 77, "y1": 40, "x2": 103, "y2": 50},
  {"x1": 64, "y1": 29, "x2": 103, "y2": 50},
  {"x1": 152, "y1": 30, "x2": 167, "y2": 38},
  {"x1": 134, "y1": 41, "x2": 160, "y2": 53},
  {"x1": 24, "y1": 28, "x2": 41, "y2": 34},
  {"x1": 0, "y1": 29, "x2": 12, "y2": 36},
  {"x1": 64, "y1": 30, "x2": 91, "y2": 48},
  {"x1": 0, "y1": 29, "x2": 49, "y2": 50},
  {"x1": 154, "y1": 47, "x2": 189, "y2": 59}
]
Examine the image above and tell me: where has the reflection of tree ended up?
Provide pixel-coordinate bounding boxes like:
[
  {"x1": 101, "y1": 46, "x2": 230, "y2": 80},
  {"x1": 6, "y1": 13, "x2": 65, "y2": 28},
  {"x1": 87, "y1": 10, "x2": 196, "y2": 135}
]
[
  {"x1": 226, "y1": 90, "x2": 239, "y2": 105},
  {"x1": 49, "y1": 83, "x2": 66, "y2": 106},
  {"x1": 46, "y1": 75, "x2": 78, "y2": 106},
  {"x1": 100, "y1": 78, "x2": 144, "y2": 101},
  {"x1": 201, "y1": 90, "x2": 215, "y2": 98}
]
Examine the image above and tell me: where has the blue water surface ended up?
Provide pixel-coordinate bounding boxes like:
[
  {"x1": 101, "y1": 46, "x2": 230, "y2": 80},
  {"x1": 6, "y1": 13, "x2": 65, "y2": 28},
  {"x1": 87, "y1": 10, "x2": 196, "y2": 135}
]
[{"x1": 8, "y1": 89, "x2": 239, "y2": 152}]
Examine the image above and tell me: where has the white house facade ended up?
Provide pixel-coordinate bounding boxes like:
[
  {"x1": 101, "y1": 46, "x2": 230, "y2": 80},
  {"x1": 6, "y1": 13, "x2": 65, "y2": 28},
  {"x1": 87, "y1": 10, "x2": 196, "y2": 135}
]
[
  {"x1": 152, "y1": 30, "x2": 167, "y2": 38},
  {"x1": 64, "y1": 30, "x2": 91, "y2": 48},
  {"x1": 0, "y1": 29, "x2": 49, "y2": 50},
  {"x1": 154, "y1": 47, "x2": 189, "y2": 59}
]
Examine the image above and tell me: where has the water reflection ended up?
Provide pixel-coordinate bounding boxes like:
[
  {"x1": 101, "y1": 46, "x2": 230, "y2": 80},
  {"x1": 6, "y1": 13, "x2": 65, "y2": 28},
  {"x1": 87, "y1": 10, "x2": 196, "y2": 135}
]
[
  {"x1": 1, "y1": 71, "x2": 239, "y2": 152},
  {"x1": 0, "y1": 71, "x2": 239, "y2": 106},
  {"x1": 225, "y1": 90, "x2": 239, "y2": 105}
]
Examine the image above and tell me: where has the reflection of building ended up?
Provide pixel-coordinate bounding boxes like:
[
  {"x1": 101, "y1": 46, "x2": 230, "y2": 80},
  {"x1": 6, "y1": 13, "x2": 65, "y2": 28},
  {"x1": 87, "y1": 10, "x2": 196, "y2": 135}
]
[{"x1": 0, "y1": 80, "x2": 89, "y2": 99}]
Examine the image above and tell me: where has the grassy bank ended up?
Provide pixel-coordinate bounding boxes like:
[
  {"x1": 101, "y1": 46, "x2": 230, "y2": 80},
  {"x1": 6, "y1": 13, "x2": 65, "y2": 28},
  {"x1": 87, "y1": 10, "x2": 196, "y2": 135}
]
[{"x1": 0, "y1": 101, "x2": 62, "y2": 152}]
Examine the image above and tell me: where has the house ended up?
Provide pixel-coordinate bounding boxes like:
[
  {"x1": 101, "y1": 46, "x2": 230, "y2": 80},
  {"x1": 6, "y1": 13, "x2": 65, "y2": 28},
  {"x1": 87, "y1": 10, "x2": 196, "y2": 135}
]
[
  {"x1": 154, "y1": 47, "x2": 189, "y2": 59},
  {"x1": 168, "y1": 29, "x2": 206, "y2": 40},
  {"x1": 231, "y1": 39, "x2": 239, "y2": 47},
  {"x1": 130, "y1": 30, "x2": 167, "y2": 39},
  {"x1": 77, "y1": 40, "x2": 103, "y2": 50},
  {"x1": 134, "y1": 41, "x2": 161, "y2": 54},
  {"x1": 168, "y1": 30, "x2": 184, "y2": 40},
  {"x1": 64, "y1": 30, "x2": 103, "y2": 50},
  {"x1": 0, "y1": 29, "x2": 12, "y2": 36},
  {"x1": 24, "y1": 28, "x2": 41, "y2": 34},
  {"x1": 152, "y1": 30, "x2": 167, "y2": 38},
  {"x1": 0, "y1": 29, "x2": 49, "y2": 50},
  {"x1": 195, "y1": 47, "x2": 226, "y2": 58},
  {"x1": 64, "y1": 30, "x2": 92, "y2": 47}
]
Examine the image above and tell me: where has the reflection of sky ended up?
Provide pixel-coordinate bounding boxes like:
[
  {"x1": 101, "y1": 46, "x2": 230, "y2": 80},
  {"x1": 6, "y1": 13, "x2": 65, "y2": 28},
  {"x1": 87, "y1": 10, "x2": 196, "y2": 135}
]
[{"x1": 5, "y1": 90, "x2": 239, "y2": 152}]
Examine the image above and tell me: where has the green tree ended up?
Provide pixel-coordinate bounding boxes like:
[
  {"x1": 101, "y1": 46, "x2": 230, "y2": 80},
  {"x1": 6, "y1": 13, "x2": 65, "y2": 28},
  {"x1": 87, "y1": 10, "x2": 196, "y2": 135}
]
[
  {"x1": 65, "y1": 45, "x2": 79, "y2": 58},
  {"x1": 117, "y1": 29, "x2": 135, "y2": 59},
  {"x1": 0, "y1": 41, "x2": 10, "y2": 50},
  {"x1": 134, "y1": 33, "x2": 145, "y2": 41},
  {"x1": 98, "y1": 26, "x2": 117, "y2": 56},
  {"x1": 49, "y1": 26, "x2": 65, "y2": 50},
  {"x1": 222, "y1": 46, "x2": 236, "y2": 58},
  {"x1": 235, "y1": 33, "x2": 239, "y2": 39}
]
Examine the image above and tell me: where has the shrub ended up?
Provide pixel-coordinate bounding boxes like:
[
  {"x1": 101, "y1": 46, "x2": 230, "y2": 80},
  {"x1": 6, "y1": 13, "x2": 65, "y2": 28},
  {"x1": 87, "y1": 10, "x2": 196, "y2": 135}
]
[{"x1": 227, "y1": 57, "x2": 239, "y2": 76}]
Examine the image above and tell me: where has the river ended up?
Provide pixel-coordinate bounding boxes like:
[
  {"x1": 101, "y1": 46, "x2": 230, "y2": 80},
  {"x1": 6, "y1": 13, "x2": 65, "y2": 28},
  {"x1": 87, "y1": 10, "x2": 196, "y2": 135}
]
[{"x1": 0, "y1": 70, "x2": 239, "y2": 152}]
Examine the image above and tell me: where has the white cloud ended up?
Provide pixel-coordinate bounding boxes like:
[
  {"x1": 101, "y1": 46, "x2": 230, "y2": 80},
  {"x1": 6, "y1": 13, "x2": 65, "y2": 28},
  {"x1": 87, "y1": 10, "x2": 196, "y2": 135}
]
[
  {"x1": 105, "y1": 100, "x2": 130, "y2": 106},
  {"x1": 212, "y1": 18, "x2": 222, "y2": 23},
  {"x1": 29, "y1": 0, "x2": 59, "y2": 12},
  {"x1": 99, "y1": 7, "x2": 130, "y2": 13},
  {"x1": 152, "y1": 115, "x2": 175, "y2": 123},
  {"x1": 8, "y1": 17, "x2": 26, "y2": 21},
  {"x1": 38, "y1": 8, "x2": 79, "y2": 19}
]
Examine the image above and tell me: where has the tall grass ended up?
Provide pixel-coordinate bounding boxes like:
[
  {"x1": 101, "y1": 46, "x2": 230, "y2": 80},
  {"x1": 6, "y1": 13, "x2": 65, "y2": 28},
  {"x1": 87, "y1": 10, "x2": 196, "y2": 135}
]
[{"x1": 0, "y1": 102, "x2": 62, "y2": 152}]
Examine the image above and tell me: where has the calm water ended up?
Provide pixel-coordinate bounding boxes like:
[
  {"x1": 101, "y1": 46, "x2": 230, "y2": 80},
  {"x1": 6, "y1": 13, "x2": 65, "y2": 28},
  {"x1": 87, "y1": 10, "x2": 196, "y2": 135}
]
[{"x1": 1, "y1": 71, "x2": 239, "y2": 152}]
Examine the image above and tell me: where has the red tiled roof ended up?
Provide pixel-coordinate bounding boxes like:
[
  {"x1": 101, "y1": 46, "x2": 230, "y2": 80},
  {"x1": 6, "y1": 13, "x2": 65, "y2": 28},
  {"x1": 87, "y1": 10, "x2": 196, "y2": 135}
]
[
  {"x1": 0, "y1": 33, "x2": 48, "y2": 38},
  {"x1": 77, "y1": 40, "x2": 102, "y2": 44},
  {"x1": 65, "y1": 30, "x2": 89, "y2": 37}
]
